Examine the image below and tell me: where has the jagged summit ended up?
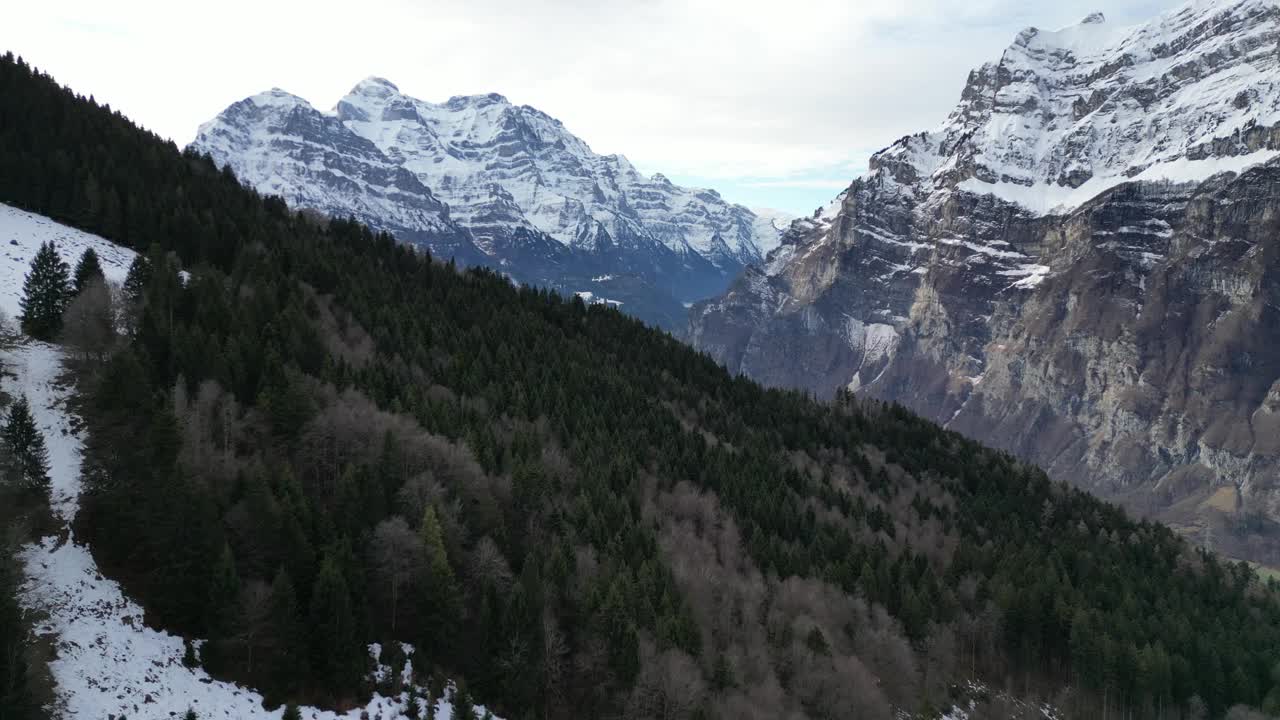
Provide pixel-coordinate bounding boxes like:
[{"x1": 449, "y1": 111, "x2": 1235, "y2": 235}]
[
  {"x1": 354, "y1": 75, "x2": 399, "y2": 92},
  {"x1": 247, "y1": 87, "x2": 312, "y2": 108},
  {"x1": 444, "y1": 91, "x2": 510, "y2": 107}
]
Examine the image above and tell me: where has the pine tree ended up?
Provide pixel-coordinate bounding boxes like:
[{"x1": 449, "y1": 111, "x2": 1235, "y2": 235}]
[
  {"x1": 419, "y1": 505, "x2": 460, "y2": 658},
  {"x1": 122, "y1": 252, "x2": 151, "y2": 304},
  {"x1": 420, "y1": 506, "x2": 451, "y2": 580},
  {"x1": 18, "y1": 240, "x2": 71, "y2": 340},
  {"x1": 1, "y1": 396, "x2": 50, "y2": 496},
  {"x1": 182, "y1": 707, "x2": 197, "y2": 720},
  {"x1": 452, "y1": 685, "x2": 477, "y2": 720},
  {"x1": 201, "y1": 544, "x2": 240, "y2": 671},
  {"x1": 405, "y1": 686, "x2": 422, "y2": 719},
  {"x1": 266, "y1": 567, "x2": 305, "y2": 695},
  {"x1": 308, "y1": 554, "x2": 360, "y2": 691},
  {"x1": 71, "y1": 247, "x2": 104, "y2": 295},
  {"x1": 182, "y1": 638, "x2": 199, "y2": 668},
  {"x1": 281, "y1": 703, "x2": 302, "y2": 720}
]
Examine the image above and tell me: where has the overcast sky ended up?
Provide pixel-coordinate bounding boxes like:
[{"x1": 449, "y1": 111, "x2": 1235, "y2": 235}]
[{"x1": 7, "y1": 0, "x2": 1174, "y2": 214}]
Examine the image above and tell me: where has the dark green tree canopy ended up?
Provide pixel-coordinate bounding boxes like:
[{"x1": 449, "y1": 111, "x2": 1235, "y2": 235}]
[
  {"x1": 18, "y1": 240, "x2": 71, "y2": 340},
  {"x1": 72, "y1": 246, "x2": 104, "y2": 295},
  {"x1": 122, "y1": 252, "x2": 151, "y2": 304},
  {"x1": 1, "y1": 395, "x2": 50, "y2": 496}
]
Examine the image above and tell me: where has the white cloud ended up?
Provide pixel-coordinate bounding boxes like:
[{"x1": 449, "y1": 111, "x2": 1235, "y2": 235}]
[{"x1": 3, "y1": 0, "x2": 1175, "y2": 204}]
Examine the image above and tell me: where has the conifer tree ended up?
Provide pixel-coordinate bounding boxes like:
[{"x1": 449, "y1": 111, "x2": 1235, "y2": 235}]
[
  {"x1": 281, "y1": 703, "x2": 302, "y2": 720},
  {"x1": 1, "y1": 396, "x2": 50, "y2": 496},
  {"x1": 308, "y1": 554, "x2": 360, "y2": 690},
  {"x1": 420, "y1": 506, "x2": 451, "y2": 580},
  {"x1": 202, "y1": 544, "x2": 240, "y2": 671},
  {"x1": 182, "y1": 707, "x2": 197, "y2": 720},
  {"x1": 419, "y1": 505, "x2": 460, "y2": 658},
  {"x1": 18, "y1": 241, "x2": 71, "y2": 340},
  {"x1": 122, "y1": 253, "x2": 151, "y2": 304},
  {"x1": 266, "y1": 567, "x2": 305, "y2": 694},
  {"x1": 405, "y1": 686, "x2": 422, "y2": 720},
  {"x1": 182, "y1": 639, "x2": 199, "y2": 669},
  {"x1": 452, "y1": 685, "x2": 477, "y2": 720},
  {"x1": 71, "y1": 247, "x2": 104, "y2": 295}
]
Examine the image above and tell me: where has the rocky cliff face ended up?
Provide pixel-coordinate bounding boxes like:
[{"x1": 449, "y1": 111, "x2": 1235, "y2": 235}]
[
  {"x1": 191, "y1": 81, "x2": 780, "y2": 329},
  {"x1": 691, "y1": 0, "x2": 1280, "y2": 562}
]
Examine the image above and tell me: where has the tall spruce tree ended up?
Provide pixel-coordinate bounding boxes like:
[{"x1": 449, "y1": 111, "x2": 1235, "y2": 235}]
[
  {"x1": 18, "y1": 241, "x2": 71, "y2": 340},
  {"x1": 419, "y1": 505, "x2": 460, "y2": 659},
  {"x1": 202, "y1": 544, "x2": 240, "y2": 672},
  {"x1": 71, "y1": 247, "x2": 104, "y2": 295},
  {"x1": 122, "y1": 253, "x2": 151, "y2": 305},
  {"x1": 308, "y1": 554, "x2": 361, "y2": 691},
  {"x1": 1, "y1": 396, "x2": 50, "y2": 496},
  {"x1": 265, "y1": 567, "x2": 305, "y2": 695}
]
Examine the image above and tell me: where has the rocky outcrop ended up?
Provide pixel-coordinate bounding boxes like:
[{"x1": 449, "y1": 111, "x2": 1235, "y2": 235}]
[{"x1": 691, "y1": 0, "x2": 1280, "y2": 562}]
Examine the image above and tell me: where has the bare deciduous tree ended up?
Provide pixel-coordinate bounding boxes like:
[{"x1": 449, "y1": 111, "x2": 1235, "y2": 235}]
[
  {"x1": 238, "y1": 580, "x2": 272, "y2": 674},
  {"x1": 397, "y1": 471, "x2": 445, "y2": 521},
  {"x1": 60, "y1": 278, "x2": 118, "y2": 364},
  {"x1": 542, "y1": 609, "x2": 569, "y2": 716},
  {"x1": 372, "y1": 516, "x2": 425, "y2": 634},
  {"x1": 627, "y1": 645, "x2": 705, "y2": 720},
  {"x1": 467, "y1": 536, "x2": 513, "y2": 592}
]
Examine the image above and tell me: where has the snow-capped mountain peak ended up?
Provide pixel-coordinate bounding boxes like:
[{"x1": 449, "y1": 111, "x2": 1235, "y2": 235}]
[
  {"x1": 871, "y1": 0, "x2": 1280, "y2": 215},
  {"x1": 191, "y1": 77, "x2": 782, "y2": 327}
]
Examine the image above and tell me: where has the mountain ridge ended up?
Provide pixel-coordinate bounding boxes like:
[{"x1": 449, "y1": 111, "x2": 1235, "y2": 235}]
[{"x1": 191, "y1": 78, "x2": 781, "y2": 329}]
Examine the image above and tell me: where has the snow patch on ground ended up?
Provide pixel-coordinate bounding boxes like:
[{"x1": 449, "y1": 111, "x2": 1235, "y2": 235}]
[{"x1": 0, "y1": 204, "x2": 135, "y2": 321}]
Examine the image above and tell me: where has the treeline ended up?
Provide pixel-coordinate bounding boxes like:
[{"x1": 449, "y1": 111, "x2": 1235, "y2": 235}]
[{"x1": 4, "y1": 49, "x2": 1280, "y2": 720}]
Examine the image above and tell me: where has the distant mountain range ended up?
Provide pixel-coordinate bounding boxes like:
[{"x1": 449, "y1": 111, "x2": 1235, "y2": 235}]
[
  {"x1": 190, "y1": 79, "x2": 782, "y2": 329},
  {"x1": 691, "y1": 0, "x2": 1280, "y2": 563}
]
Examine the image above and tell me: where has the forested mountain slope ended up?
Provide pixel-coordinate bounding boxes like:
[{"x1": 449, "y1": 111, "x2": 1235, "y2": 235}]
[{"x1": 4, "y1": 52, "x2": 1280, "y2": 719}]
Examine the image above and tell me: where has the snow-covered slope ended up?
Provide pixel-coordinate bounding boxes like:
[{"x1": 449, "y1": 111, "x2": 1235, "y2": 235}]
[
  {"x1": 0, "y1": 205, "x2": 499, "y2": 719},
  {"x1": 0, "y1": 204, "x2": 134, "y2": 329}
]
